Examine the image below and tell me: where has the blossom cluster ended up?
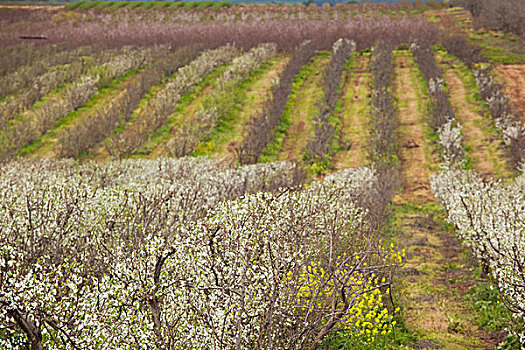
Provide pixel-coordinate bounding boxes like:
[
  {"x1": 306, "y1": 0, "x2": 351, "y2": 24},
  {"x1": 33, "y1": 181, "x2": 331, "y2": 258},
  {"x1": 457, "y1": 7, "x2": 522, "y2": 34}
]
[
  {"x1": 423, "y1": 46, "x2": 525, "y2": 344},
  {"x1": 108, "y1": 45, "x2": 240, "y2": 156},
  {"x1": 165, "y1": 43, "x2": 277, "y2": 157},
  {"x1": 0, "y1": 157, "x2": 398, "y2": 349}
]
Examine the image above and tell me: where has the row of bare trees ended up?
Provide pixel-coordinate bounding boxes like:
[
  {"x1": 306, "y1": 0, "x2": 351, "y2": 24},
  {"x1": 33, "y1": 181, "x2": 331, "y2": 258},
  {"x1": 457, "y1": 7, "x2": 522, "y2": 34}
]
[
  {"x1": 0, "y1": 46, "x2": 133, "y2": 132},
  {"x1": 237, "y1": 40, "x2": 317, "y2": 164},
  {"x1": 304, "y1": 39, "x2": 355, "y2": 169},
  {"x1": 57, "y1": 46, "x2": 201, "y2": 158},
  {"x1": 1, "y1": 12, "x2": 439, "y2": 52},
  {"x1": 0, "y1": 46, "x2": 169, "y2": 161},
  {"x1": 411, "y1": 42, "x2": 464, "y2": 164},
  {"x1": 368, "y1": 41, "x2": 397, "y2": 169}
]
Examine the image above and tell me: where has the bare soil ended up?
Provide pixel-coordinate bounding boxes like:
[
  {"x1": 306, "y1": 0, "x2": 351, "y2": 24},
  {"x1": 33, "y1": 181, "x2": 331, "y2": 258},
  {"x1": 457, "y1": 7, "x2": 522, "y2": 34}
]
[
  {"x1": 394, "y1": 54, "x2": 433, "y2": 203},
  {"x1": 495, "y1": 64, "x2": 525, "y2": 124}
]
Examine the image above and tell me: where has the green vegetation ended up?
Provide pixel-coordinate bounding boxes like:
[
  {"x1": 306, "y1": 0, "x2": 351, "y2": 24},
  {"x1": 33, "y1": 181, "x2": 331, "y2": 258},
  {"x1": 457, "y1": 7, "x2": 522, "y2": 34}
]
[
  {"x1": 192, "y1": 59, "x2": 279, "y2": 157},
  {"x1": 442, "y1": 54, "x2": 513, "y2": 178}
]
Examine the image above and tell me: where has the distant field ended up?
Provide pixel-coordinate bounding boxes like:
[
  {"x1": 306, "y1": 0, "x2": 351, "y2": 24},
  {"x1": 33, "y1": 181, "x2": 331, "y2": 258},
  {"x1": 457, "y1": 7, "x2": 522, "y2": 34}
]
[
  {"x1": 65, "y1": 0, "x2": 233, "y2": 10},
  {"x1": 0, "y1": 2, "x2": 524, "y2": 349}
]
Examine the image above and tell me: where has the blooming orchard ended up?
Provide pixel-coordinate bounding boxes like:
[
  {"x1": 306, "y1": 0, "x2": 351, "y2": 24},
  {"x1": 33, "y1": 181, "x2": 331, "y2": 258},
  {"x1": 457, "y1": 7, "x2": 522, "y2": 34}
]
[{"x1": 0, "y1": 158, "x2": 399, "y2": 349}]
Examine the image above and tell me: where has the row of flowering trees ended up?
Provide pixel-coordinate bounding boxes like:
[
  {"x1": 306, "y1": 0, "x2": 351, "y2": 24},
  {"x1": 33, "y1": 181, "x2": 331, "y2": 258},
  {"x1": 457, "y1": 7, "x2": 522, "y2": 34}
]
[
  {"x1": 442, "y1": 35, "x2": 525, "y2": 166},
  {"x1": 411, "y1": 42, "x2": 464, "y2": 164},
  {"x1": 0, "y1": 46, "x2": 167, "y2": 131},
  {"x1": 55, "y1": 46, "x2": 202, "y2": 158},
  {"x1": 0, "y1": 45, "x2": 103, "y2": 103},
  {"x1": 304, "y1": 38, "x2": 355, "y2": 170},
  {"x1": 431, "y1": 169, "x2": 525, "y2": 344},
  {"x1": 0, "y1": 157, "x2": 399, "y2": 349},
  {"x1": 416, "y1": 39, "x2": 525, "y2": 344},
  {"x1": 238, "y1": 40, "x2": 317, "y2": 164}
]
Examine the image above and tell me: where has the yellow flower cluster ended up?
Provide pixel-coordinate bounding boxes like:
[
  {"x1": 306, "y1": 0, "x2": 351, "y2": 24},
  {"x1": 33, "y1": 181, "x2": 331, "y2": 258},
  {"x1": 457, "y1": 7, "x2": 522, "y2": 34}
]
[
  {"x1": 342, "y1": 287, "x2": 397, "y2": 344},
  {"x1": 291, "y1": 245, "x2": 405, "y2": 344}
]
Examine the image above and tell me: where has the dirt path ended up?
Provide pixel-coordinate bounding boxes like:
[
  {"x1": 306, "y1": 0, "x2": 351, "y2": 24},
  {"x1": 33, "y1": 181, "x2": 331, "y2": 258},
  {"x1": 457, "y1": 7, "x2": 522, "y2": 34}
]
[
  {"x1": 392, "y1": 52, "x2": 499, "y2": 349},
  {"x1": 439, "y1": 56, "x2": 509, "y2": 178},
  {"x1": 394, "y1": 53, "x2": 433, "y2": 203},
  {"x1": 333, "y1": 54, "x2": 371, "y2": 170},
  {"x1": 278, "y1": 54, "x2": 330, "y2": 161},
  {"x1": 495, "y1": 64, "x2": 525, "y2": 124}
]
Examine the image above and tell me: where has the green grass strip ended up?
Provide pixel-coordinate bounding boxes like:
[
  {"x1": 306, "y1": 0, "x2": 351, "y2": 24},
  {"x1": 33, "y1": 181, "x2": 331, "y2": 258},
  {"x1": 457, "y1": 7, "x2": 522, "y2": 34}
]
[{"x1": 65, "y1": 1, "x2": 233, "y2": 11}]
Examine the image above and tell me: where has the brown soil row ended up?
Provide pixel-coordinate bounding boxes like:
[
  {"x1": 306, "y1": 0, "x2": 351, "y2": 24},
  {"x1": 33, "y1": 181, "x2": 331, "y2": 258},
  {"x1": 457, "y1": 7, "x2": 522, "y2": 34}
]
[
  {"x1": 495, "y1": 64, "x2": 525, "y2": 124},
  {"x1": 394, "y1": 53, "x2": 433, "y2": 203}
]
